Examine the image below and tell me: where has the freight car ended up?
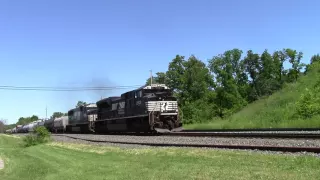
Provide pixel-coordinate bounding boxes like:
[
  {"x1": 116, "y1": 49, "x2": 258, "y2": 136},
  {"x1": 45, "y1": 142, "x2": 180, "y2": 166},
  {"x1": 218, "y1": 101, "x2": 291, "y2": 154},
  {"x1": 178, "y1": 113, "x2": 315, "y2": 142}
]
[
  {"x1": 94, "y1": 84, "x2": 182, "y2": 133},
  {"x1": 53, "y1": 116, "x2": 69, "y2": 133},
  {"x1": 44, "y1": 118, "x2": 54, "y2": 132},
  {"x1": 36, "y1": 119, "x2": 46, "y2": 129},
  {"x1": 11, "y1": 127, "x2": 17, "y2": 133},
  {"x1": 16, "y1": 125, "x2": 23, "y2": 133}
]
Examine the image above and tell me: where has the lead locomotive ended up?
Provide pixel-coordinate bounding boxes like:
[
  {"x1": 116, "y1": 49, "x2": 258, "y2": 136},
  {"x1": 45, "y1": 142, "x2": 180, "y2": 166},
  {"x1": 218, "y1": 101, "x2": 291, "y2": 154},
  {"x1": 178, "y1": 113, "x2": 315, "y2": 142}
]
[{"x1": 94, "y1": 84, "x2": 182, "y2": 133}]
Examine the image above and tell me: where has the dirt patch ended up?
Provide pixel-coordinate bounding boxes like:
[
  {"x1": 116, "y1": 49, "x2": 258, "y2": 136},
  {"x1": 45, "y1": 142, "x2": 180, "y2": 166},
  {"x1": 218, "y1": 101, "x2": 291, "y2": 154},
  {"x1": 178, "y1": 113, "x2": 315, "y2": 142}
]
[{"x1": 0, "y1": 159, "x2": 3, "y2": 170}]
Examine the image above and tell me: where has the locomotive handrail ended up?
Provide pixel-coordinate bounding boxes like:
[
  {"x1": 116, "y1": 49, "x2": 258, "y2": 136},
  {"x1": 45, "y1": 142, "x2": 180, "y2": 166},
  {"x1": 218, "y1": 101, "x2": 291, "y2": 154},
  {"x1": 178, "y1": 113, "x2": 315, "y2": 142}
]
[{"x1": 149, "y1": 101, "x2": 160, "y2": 126}]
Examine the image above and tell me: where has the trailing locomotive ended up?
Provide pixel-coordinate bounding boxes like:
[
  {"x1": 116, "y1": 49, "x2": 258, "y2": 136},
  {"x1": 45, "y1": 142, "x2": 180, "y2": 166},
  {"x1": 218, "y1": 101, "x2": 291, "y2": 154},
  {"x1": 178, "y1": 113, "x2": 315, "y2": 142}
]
[{"x1": 66, "y1": 103, "x2": 98, "y2": 133}]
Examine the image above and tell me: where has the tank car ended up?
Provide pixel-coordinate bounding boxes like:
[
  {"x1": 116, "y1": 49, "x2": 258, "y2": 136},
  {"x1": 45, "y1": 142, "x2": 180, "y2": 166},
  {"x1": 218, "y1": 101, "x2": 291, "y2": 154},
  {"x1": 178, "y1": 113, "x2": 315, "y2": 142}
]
[
  {"x1": 44, "y1": 118, "x2": 54, "y2": 132},
  {"x1": 27, "y1": 120, "x2": 43, "y2": 132},
  {"x1": 66, "y1": 103, "x2": 98, "y2": 133},
  {"x1": 94, "y1": 84, "x2": 182, "y2": 133},
  {"x1": 36, "y1": 119, "x2": 46, "y2": 129},
  {"x1": 27, "y1": 121, "x2": 37, "y2": 132},
  {"x1": 21, "y1": 124, "x2": 29, "y2": 133},
  {"x1": 53, "y1": 116, "x2": 69, "y2": 133},
  {"x1": 11, "y1": 127, "x2": 16, "y2": 133}
]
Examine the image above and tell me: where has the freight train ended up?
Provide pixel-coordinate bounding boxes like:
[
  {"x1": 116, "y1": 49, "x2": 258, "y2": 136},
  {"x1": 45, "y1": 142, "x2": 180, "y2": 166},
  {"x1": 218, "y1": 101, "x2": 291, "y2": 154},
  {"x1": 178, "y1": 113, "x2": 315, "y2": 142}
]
[{"x1": 6, "y1": 84, "x2": 183, "y2": 134}]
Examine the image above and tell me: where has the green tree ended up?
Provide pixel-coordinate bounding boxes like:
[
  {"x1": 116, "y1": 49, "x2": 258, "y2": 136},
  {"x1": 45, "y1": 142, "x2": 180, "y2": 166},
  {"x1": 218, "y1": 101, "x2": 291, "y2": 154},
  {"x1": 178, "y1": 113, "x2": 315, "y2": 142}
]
[
  {"x1": 285, "y1": 48, "x2": 304, "y2": 82},
  {"x1": 243, "y1": 50, "x2": 260, "y2": 101},
  {"x1": 163, "y1": 55, "x2": 214, "y2": 123},
  {"x1": 76, "y1": 101, "x2": 87, "y2": 108},
  {"x1": 305, "y1": 54, "x2": 320, "y2": 73},
  {"x1": 208, "y1": 49, "x2": 247, "y2": 117},
  {"x1": 17, "y1": 115, "x2": 39, "y2": 125},
  {"x1": 273, "y1": 50, "x2": 288, "y2": 83},
  {"x1": 311, "y1": 54, "x2": 320, "y2": 64},
  {"x1": 166, "y1": 55, "x2": 186, "y2": 93},
  {"x1": 257, "y1": 49, "x2": 280, "y2": 96},
  {"x1": 51, "y1": 112, "x2": 65, "y2": 119},
  {"x1": 180, "y1": 55, "x2": 213, "y2": 105},
  {"x1": 145, "y1": 72, "x2": 167, "y2": 85}
]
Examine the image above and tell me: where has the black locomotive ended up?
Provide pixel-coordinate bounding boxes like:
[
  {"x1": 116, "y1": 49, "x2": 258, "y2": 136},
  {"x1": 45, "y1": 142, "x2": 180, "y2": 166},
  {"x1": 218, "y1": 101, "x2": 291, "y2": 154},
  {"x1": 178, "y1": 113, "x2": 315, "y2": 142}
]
[
  {"x1": 66, "y1": 103, "x2": 98, "y2": 133},
  {"x1": 65, "y1": 84, "x2": 182, "y2": 134}
]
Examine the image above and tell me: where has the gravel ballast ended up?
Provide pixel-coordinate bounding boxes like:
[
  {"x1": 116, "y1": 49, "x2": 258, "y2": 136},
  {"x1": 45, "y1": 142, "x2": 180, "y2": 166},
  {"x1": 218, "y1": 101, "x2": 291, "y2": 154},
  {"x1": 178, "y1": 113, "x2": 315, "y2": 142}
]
[{"x1": 51, "y1": 134, "x2": 320, "y2": 148}]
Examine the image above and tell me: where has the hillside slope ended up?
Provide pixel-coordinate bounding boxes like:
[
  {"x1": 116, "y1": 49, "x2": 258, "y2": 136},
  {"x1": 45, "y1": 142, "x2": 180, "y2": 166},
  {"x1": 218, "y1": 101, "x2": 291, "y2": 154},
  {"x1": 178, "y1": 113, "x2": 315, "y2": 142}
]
[{"x1": 185, "y1": 62, "x2": 320, "y2": 129}]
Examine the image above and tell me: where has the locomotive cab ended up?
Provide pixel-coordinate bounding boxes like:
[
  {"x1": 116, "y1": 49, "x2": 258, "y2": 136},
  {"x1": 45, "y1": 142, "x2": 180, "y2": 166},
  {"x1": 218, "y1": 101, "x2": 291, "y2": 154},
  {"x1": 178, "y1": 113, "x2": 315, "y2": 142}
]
[{"x1": 138, "y1": 84, "x2": 182, "y2": 132}]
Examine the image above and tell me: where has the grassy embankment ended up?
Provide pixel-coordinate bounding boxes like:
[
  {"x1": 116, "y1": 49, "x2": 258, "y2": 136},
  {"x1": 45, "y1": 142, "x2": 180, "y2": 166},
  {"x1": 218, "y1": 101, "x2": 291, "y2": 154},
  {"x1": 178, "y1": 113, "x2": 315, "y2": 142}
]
[
  {"x1": 184, "y1": 63, "x2": 320, "y2": 130},
  {"x1": 1, "y1": 134, "x2": 320, "y2": 180}
]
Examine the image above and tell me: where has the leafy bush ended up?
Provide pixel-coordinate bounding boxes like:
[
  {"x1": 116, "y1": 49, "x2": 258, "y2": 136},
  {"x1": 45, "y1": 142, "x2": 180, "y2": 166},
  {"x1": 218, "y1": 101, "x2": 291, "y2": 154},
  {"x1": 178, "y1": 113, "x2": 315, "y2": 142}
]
[
  {"x1": 296, "y1": 86, "x2": 320, "y2": 119},
  {"x1": 23, "y1": 126, "x2": 51, "y2": 147},
  {"x1": 181, "y1": 99, "x2": 216, "y2": 124}
]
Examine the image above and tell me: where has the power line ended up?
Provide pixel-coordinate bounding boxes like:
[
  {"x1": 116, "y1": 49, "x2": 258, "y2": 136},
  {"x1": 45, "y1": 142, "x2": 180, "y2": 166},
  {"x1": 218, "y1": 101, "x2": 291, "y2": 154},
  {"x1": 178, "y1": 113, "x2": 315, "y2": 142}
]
[
  {"x1": 0, "y1": 85, "x2": 143, "y2": 89},
  {"x1": 0, "y1": 85, "x2": 144, "y2": 91}
]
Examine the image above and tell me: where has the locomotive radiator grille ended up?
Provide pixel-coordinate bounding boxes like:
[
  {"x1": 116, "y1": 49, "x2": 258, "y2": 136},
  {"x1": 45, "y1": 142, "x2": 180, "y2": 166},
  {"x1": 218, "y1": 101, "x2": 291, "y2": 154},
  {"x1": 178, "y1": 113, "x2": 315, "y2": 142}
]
[{"x1": 146, "y1": 101, "x2": 178, "y2": 112}]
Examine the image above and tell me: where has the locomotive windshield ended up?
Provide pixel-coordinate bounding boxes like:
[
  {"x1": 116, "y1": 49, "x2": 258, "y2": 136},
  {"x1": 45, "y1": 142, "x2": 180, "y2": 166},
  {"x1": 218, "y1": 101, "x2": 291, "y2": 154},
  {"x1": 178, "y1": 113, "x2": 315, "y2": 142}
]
[{"x1": 143, "y1": 89, "x2": 176, "y2": 101}]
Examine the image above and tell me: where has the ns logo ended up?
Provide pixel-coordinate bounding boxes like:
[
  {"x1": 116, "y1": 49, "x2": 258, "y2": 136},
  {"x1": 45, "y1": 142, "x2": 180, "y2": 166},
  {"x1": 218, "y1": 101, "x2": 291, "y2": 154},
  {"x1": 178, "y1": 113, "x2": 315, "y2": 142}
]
[
  {"x1": 160, "y1": 102, "x2": 168, "y2": 112},
  {"x1": 136, "y1": 100, "x2": 141, "y2": 106}
]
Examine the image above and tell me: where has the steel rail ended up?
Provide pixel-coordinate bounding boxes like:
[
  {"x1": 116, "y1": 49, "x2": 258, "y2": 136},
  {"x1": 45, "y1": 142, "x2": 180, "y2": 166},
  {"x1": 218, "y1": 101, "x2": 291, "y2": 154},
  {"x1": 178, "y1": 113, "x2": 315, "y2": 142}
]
[
  {"x1": 53, "y1": 134, "x2": 320, "y2": 153},
  {"x1": 182, "y1": 128, "x2": 320, "y2": 132},
  {"x1": 11, "y1": 131, "x2": 320, "y2": 139},
  {"x1": 163, "y1": 132, "x2": 320, "y2": 139}
]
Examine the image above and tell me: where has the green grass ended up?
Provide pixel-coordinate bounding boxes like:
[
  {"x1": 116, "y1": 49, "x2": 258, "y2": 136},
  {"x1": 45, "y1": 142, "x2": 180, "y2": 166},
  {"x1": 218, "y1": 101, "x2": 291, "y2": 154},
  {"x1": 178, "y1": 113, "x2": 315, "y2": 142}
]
[
  {"x1": 184, "y1": 63, "x2": 320, "y2": 130},
  {"x1": 1, "y1": 135, "x2": 320, "y2": 180}
]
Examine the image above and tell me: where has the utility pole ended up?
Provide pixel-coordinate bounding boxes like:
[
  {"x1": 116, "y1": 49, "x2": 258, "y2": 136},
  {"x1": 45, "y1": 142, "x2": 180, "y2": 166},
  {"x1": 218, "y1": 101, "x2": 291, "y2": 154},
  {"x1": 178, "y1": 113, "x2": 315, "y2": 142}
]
[
  {"x1": 150, "y1": 70, "x2": 153, "y2": 85},
  {"x1": 46, "y1": 106, "x2": 47, "y2": 120}
]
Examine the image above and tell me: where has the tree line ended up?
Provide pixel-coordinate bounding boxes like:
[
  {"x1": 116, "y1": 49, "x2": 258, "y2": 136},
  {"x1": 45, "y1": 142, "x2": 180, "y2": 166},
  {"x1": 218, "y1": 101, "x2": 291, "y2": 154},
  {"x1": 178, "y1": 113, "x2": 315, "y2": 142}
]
[{"x1": 146, "y1": 48, "x2": 320, "y2": 124}]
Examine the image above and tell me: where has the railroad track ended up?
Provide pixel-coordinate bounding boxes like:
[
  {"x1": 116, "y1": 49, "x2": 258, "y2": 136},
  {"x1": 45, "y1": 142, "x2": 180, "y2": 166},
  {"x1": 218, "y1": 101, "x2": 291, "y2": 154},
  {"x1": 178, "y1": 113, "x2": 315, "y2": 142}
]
[
  {"x1": 54, "y1": 134, "x2": 320, "y2": 153},
  {"x1": 14, "y1": 130, "x2": 320, "y2": 139},
  {"x1": 165, "y1": 132, "x2": 320, "y2": 139}
]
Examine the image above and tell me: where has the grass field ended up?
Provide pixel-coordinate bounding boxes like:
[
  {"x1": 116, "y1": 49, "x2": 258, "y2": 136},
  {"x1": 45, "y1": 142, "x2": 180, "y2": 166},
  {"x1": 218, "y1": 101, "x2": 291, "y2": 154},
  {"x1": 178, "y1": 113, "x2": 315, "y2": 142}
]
[
  {"x1": 1, "y1": 135, "x2": 320, "y2": 180},
  {"x1": 184, "y1": 63, "x2": 320, "y2": 130}
]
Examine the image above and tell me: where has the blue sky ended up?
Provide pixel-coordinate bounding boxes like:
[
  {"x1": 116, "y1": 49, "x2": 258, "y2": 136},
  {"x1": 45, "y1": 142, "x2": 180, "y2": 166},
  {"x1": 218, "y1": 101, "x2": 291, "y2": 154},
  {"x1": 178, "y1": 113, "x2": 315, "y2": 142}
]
[{"x1": 0, "y1": 0, "x2": 319, "y2": 124}]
